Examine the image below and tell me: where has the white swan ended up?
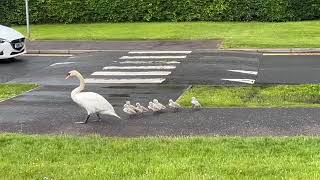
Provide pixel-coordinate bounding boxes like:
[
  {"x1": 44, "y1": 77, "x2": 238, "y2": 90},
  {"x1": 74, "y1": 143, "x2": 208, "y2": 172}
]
[
  {"x1": 153, "y1": 99, "x2": 166, "y2": 110},
  {"x1": 191, "y1": 97, "x2": 201, "y2": 108},
  {"x1": 136, "y1": 103, "x2": 149, "y2": 112},
  {"x1": 66, "y1": 70, "x2": 121, "y2": 123},
  {"x1": 126, "y1": 101, "x2": 139, "y2": 111},
  {"x1": 168, "y1": 99, "x2": 181, "y2": 109},
  {"x1": 148, "y1": 102, "x2": 159, "y2": 112},
  {"x1": 123, "y1": 104, "x2": 137, "y2": 115}
]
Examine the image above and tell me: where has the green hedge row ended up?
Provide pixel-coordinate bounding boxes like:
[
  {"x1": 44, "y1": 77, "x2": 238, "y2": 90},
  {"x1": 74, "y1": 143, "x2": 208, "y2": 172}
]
[{"x1": 1, "y1": 0, "x2": 319, "y2": 25}]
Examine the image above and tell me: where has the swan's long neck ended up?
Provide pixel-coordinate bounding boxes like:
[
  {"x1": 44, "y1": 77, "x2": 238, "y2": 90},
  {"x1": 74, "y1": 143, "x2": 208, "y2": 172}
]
[{"x1": 71, "y1": 72, "x2": 85, "y2": 98}]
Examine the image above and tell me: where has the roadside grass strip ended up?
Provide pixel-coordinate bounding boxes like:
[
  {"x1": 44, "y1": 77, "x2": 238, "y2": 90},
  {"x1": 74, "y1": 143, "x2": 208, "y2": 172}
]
[
  {"x1": 15, "y1": 21, "x2": 320, "y2": 48},
  {"x1": 1, "y1": 134, "x2": 320, "y2": 179},
  {"x1": 178, "y1": 85, "x2": 320, "y2": 108},
  {"x1": 0, "y1": 84, "x2": 39, "y2": 102}
]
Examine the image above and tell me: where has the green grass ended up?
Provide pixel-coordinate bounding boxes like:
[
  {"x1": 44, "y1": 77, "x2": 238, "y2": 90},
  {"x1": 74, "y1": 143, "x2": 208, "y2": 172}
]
[
  {"x1": 14, "y1": 21, "x2": 320, "y2": 48},
  {"x1": 2, "y1": 134, "x2": 320, "y2": 179},
  {"x1": 178, "y1": 85, "x2": 320, "y2": 108},
  {"x1": 0, "y1": 84, "x2": 39, "y2": 101}
]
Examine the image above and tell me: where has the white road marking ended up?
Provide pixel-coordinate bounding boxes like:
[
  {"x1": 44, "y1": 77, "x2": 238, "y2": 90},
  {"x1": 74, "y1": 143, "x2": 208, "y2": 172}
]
[
  {"x1": 103, "y1": 66, "x2": 176, "y2": 70},
  {"x1": 85, "y1": 78, "x2": 166, "y2": 84},
  {"x1": 221, "y1": 79, "x2": 255, "y2": 84},
  {"x1": 49, "y1": 62, "x2": 76, "y2": 66},
  {"x1": 120, "y1": 56, "x2": 186, "y2": 59},
  {"x1": 22, "y1": 54, "x2": 73, "y2": 57},
  {"x1": 228, "y1": 70, "x2": 258, "y2": 75},
  {"x1": 128, "y1": 51, "x2": 192, "y2": 54},
  {"x1": 119, "y1": 60, "x2": 181, "y2": 64},
  {"x1": 92, "y1": 71, "x2": 171, "y2": 76}
]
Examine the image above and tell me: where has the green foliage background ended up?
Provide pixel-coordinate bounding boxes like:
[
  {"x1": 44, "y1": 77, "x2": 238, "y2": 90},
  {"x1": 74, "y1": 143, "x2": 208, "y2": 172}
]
[{"x1": 1, "y1": 0, "x2": 319, "y2": 25}]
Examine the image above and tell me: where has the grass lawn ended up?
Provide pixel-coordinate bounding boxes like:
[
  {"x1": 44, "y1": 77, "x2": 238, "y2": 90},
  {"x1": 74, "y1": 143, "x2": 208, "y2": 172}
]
[
  {"x1": 178, "y1": 85, "x2": 320, "y2": 108},
  {"x1": 0, "y1": 84, "x2": 39, "y2": 101},
  {"x1": 14, "y1": 21, "x2": 320, "y2": 48},
  {"x1": 1, "y1": 134, "x2": 320, "y2": 179}
]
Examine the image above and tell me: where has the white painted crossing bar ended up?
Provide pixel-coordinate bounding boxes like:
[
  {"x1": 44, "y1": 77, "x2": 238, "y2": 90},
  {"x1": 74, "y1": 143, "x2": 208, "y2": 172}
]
[
  {"x1": 221, "y1": 79, "x2": 255, "y2": 84},
  {"x1": 128, "y1": 51, "x2": 192, "y2": 54},
  {"x1": 103, "y1": 66, "x2": 176, "y2": 70},
  {"x1": 228, "y1": 70, "x2": 258, "y2": 75},
  {"x1": 92, "y1": 71, "x2": 172, "y2": 76},
  {"x1": 119, "y1": 60, "x2": 181, "y2": 64},
  {"x1": 120, "y1": 55, "x2": 187, "y2": 59},
  {"x1": 85, "y1": 78, "x2": 166, "y2": 84},
  {"x1": 49, "y1": 62, "x2": 75, "y2": 66}
]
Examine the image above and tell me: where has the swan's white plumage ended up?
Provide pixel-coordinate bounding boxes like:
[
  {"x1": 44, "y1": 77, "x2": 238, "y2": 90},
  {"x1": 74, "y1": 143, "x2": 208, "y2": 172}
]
[
  {"x1": 148, "y1": 102, "x2": 159, "y2": 112},
  {"x1": 72, "y1": 92, "x2": 118, "y2": 117},
  {"x1": 123, "y1": 104, "x2": 137, "y2": 115},
  {"x1": 126, "y1": 101, "x2": 139, "y2": 111},
  {"x1": 136, "y1": 103, "x2": 148, "y2": 112},
  {"x1": 153, "y1": 99, "x2": 166, "y2": 110},
  {"x1": 191, "y1": 97, "x2": 201, "y2": 108},
  {"x1": 168, "y1": 99, "x2": 181, "y2": 109},
  {"x1": 67, "y1": 70, "x2": 121, "y2": 121}
]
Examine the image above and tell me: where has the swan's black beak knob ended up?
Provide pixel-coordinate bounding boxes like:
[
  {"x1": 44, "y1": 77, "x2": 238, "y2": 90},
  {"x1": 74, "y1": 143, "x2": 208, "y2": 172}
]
[{"x1": 65, "y1": 73, "x2": 71, "y2": 80}]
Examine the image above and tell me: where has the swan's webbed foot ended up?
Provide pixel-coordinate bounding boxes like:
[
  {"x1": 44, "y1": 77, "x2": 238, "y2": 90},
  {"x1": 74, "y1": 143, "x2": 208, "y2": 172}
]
[{"x1": 75, "y1": 115, "x2": 90, "y2": 124}]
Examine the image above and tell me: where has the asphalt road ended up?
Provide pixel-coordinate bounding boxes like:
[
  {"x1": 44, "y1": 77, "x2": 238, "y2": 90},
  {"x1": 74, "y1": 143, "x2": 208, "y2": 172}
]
[
  {"x1": 257, "y1": 55, "x2": 320, "y2": 84},
  {"x1": 1, "y1": 47, "x2": 320, "y2": 136}
]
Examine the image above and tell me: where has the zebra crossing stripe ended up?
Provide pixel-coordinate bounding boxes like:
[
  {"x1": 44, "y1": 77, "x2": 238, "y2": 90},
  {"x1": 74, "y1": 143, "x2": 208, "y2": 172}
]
[
  {"x1": 128, "y1": 51, "x2": 192, "y2": 54},
  {"x1": 103, "y1": 66, "x2": 176, "y2": 70},
  {"x1": 85, "y1": 78, "x2": 166, "y2": 84},
  {"x1": 119, "y1": 61, "x2": 181, "y2": 64},
  {"x1": 120, "y1": 56, "x2": 186, "y2": 59},
  {"x1": 91, "y1": 71, "x2": 172, "y2": 76}
]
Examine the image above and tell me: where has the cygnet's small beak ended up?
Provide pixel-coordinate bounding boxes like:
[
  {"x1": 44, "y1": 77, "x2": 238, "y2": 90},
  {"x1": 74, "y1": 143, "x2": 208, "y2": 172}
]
[{"x1": 65, "y1": 73, "x2": 71, "y2": 80}]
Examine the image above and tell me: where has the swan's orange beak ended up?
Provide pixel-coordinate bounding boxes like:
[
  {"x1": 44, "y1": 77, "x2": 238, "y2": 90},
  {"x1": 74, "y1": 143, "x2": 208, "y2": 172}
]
[{"x1": 65, "y1": 73, "x2": 71, "y2": 80}]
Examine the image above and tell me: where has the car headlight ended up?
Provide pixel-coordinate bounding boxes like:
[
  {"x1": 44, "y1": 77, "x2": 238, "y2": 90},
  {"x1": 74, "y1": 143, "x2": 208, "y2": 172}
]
[{"x1": 0, "y1": 38, "x2": 6, "y2": 43}]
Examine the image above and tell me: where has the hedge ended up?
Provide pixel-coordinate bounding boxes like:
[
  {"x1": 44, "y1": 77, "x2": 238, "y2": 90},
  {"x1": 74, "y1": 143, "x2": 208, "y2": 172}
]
[{"x1": 0, "y1": 0, "x2": 319, "y2": 25}]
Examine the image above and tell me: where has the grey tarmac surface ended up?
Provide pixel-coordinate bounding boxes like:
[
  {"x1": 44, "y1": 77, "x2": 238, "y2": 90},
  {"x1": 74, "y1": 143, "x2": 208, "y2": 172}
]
[
  {"x1": 1, "y1": 42, "x2": 320, "y2": 136},
  {"x1": 257, "y1": 55, "x2": 320, "y2": 84}
]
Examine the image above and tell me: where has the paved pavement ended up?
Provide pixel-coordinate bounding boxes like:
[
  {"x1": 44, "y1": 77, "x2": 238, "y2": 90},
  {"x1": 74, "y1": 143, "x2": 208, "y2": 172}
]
[
  {"x1": 1, "y1": 41, "x2": 320, "y2": 136},
  {"x1": 27, "y1": 40, "x2": 222, "y2": 51}
]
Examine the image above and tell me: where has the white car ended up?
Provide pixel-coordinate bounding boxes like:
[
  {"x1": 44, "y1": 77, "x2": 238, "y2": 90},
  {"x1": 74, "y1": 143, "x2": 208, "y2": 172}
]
[{"x1": 0, "y1": 25, "x2": 26, "y2": 59}]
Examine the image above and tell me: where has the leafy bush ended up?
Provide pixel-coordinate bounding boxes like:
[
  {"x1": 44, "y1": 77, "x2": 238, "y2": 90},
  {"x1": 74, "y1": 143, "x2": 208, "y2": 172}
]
[{"x1": 0, "y1": 0, "x2": 319, "y2": 25}]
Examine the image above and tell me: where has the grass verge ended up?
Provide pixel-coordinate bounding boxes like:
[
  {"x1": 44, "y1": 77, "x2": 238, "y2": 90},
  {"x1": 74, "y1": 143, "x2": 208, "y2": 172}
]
[
  {"x1": 1, "y1": 134, "x2": 320, "y2": 179},
  {"x1": 0, "y1": 84, "x2": 39, "y2": 101},
  {"x1": 178, "y1": 85, "x2": 320, "y2": 108},
  {"x1": 14, "y1": 21, "x2": 320, "y2": 48}
]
